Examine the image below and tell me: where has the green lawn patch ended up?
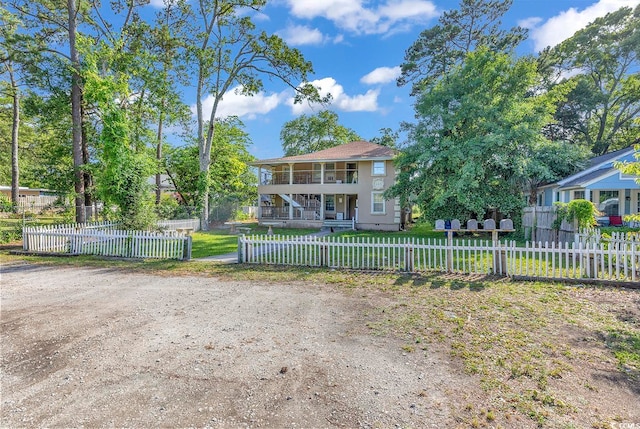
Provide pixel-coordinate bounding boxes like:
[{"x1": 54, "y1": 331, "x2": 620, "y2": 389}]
[{"x1": 190, "y1": 223, "x2": 320, "y2": 258}]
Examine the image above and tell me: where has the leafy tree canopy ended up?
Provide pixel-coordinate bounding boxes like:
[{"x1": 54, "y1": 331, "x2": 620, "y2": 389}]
[
  {"x1": 280, "y1": 110, "x2": 361, "y2": 156},
  {"x1": 541, "y1": 5, "x2": 640, "y2": 155},
  {"x1": 389, "y1": 48, "x2": 572, "y2": 221},
  {"x1": 398, "y1": 0, "x2": 527, "y2": 95}
]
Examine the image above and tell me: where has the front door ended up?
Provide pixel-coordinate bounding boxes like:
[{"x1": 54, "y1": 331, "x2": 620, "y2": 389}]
[{"x1": 348, "y1": 195, "x2": 357, "y2": 220}]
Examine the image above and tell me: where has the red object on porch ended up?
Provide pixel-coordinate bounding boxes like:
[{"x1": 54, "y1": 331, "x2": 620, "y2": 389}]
[{"x1": 609, "y1": 215, "x2": 623, "y2": 227}]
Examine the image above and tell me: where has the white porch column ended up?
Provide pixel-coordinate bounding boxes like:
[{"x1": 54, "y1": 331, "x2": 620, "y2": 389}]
[
  {"x1": 320, "y1": 194, "x2": 325, "y2": 220},
  {"x1": 320, "y1": 162, "x2": 325, "y2": 185},
  {"x1": 289, "y1": 193, "x2": 294, "y2": 219},
  {"x1": 584, "y1": 188, "x2": 591, "y2": 202},
  {"x1": 620, "y1": 188, "x2": 626, "y2": 215},
  {"x1": 289, "y1": 163, "x2": 294, "y2": 185}
]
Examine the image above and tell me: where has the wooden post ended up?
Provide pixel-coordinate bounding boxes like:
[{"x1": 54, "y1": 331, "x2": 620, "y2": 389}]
[{"x1": 447, "y1": 230, "x2": 453, "y2": 272}]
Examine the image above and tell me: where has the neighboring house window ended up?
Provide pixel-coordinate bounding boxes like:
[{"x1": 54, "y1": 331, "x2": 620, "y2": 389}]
[
  {"x1": 574, "y1": 190, "x2": 585, "y2": 200},
  {"x1": 536, "y1": 193, "x2": 543, "y2": 206},
  {"x1": 372, "y1": 161, "x2": 385, "y2": 176},
  {"x1": 325, "y1": 195, "x2": 335, "y2": 212},
  {"x1": 598, "y1": 190, "x2": 619, "y2": 216},
  {"x1": 372, "y1": 192, "x2": 385, "y2": 214}
]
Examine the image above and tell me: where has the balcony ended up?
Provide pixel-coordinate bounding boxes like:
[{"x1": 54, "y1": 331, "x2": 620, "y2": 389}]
[{"x1": 261, "y1": 169, "x2": 358, "y2": 186}]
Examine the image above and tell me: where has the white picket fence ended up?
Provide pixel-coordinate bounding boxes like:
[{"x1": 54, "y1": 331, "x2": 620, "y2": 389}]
[
  {"x1": 238, "y1": 235, "x2": 640, "y2": 284},
  {"x1": 23, "y1": 222, "x2": 191, "y2": 260}
]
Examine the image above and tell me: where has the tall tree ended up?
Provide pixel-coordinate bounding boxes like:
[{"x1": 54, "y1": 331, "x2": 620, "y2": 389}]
[
  {"x1": 165, "y1": 117, "x2": 256, "y2": 209},
  {"x1": 398, "y1": 0, "x2": 527, "y2": 95},
  {"x1": 186, "y1": 0, "x2": 325, "y2": 229},
  {"x1": 541, "y1": 5, "x2": 640, "y2": 155},
  {"x1": 280, "y1": 110, "x2": 361, "y2": 156},
  {"x1": 389, "y1": 48, "x2": 571, "y2": 220}
]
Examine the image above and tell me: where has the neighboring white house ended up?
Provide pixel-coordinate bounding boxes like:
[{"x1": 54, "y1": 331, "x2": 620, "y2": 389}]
[
  {"x1": 251, "y1": 141, "x2": 405, "y2": 231},
  {"x1": 530, "y1": 147, "x2": 640, "y2": 222}
]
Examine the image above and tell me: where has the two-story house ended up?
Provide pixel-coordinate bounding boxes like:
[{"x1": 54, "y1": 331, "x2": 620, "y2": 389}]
[{"x1": 251, "y1": 141, "x2": 404, "y2": 231}]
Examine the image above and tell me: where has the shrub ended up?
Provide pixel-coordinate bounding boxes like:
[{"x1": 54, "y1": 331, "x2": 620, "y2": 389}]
[{"x1": 553, "y1": 199, "x2": 600, "y2": 230}]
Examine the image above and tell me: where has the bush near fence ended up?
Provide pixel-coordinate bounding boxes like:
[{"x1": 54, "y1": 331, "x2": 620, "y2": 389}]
[{"x1": 238, "y1": 235, "x2": 639, "y2": 284}]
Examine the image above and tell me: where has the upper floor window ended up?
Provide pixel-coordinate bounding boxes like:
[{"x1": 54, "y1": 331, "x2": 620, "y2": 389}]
[
  {"x1": 573, "y1": 190, "x2": 585, "y2": 200},
  {"x1": 372, "y1": 161, "x2": 385, "y2": 176}
]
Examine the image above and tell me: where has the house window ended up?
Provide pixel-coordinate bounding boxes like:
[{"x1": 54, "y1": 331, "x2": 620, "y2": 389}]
[
  {"x1": 536, "y1": 193, "x2": 543, "y2": 206},
  {"x1": 598, "y1": 190, "x2": 619, "y2": 216},
  {"x1": 372, "y1": 192, "x2": 385, "y2": 214},
  {"x1": 325, "y1": 163, "x2": 336, "y2": 182},
  {"x1": 325, "y1": 195, "x2": 335, "y2": 212},
  {"x1": 573, "y1": 190, "x2": 585, "y2": 200},
  {"x1": 372, "y1": 161, "x2": 385, "y2": 176}
]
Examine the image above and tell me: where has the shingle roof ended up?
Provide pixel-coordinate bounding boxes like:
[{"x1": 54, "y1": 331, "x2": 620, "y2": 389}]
[
  {"x1": 253, "y1": 141, "x2": 396, "y2": 165},
  {"x1": 558, "y1": 167, "x2": 616, "y2": 189},
  {"x1": 586, "y1": 147, "x2": 634, "y2": 169}
]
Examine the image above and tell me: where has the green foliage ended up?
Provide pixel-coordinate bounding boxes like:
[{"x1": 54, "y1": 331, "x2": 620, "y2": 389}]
[
  {"x1": 280, "y1": 110, "x2": 361, "y2": 156},
  {"x1": 166, "y1": 117, "x2": 256, "y2": 212},
  {"x1": 0, "y1": 194, "x2": 13, "y2": 212},
  {"x1": 369, "y1": 128, "x2": 399, "y2": 148},
  {"x1": 616, "y1": 145, "x2": 640, "y2": 222},
  {"x1": 541, "y1": 5, "x2": 640, "y2": 155},
  {"x1": 81, "y1": 40, "x2": 157, "y2": 230},
  {"x1": 553, "y1": 199, "x2": 599, "y2": 230},
  {"x1": 389, "y1": 48, "x2": 560, "y2": 221},
  {"x1": 398, "y1": 0, "x2": 527, "y2": 95}
]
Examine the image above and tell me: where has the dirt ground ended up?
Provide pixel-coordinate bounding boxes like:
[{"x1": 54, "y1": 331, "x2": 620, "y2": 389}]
[
  {"x1": 1, "y1": 263, "x2": 461, "y2": 428},
  {"x1": 2, "y1": 262, "x2": 639, "y2": 429}
]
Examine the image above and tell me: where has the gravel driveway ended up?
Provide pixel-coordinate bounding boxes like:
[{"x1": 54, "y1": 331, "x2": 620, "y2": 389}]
[{"x1": 1, "y1": 263, "x2": 457, "y2": 428}]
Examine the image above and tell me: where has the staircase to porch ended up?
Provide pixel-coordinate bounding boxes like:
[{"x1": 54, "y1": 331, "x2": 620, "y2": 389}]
[{"x1": 323, "y1": 219, "x2": 355, "y2": 230}]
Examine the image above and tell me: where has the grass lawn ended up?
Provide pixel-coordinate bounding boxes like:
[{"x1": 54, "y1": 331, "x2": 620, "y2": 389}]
[
  {"x1": 1, "y1": 251, "x2": 638, "y2": 427},
  {"x1": 190, "y1": 222, "x2": 319, "y2": 258}
]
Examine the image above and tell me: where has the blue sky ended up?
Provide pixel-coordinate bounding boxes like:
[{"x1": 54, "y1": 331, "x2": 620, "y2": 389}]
[{"x1": 150, "y1": 0, "x2": 640, "y2": 160}]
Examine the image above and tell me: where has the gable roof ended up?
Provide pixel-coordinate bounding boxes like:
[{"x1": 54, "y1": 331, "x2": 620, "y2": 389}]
[
  {"x1": 556, "y1": 146, "x2": 636, "y2": 188},
  {"x1": 253, "y1": 141, "x2": 396, "y2": 165}
]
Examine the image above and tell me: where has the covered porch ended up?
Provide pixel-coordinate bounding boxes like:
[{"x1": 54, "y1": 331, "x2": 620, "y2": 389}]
[{"x1": 258, "y1": 193, "x2": 358, "y2": 228}]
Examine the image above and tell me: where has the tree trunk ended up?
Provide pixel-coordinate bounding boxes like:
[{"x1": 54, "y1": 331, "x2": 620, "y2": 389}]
[
  {"x1": 81, "y1": 99, "x2": 93, "y2": 219},
  {"x1": 9, "y1": 65, "x2": 20, "y2": 211},
  {"x1": 68, "y1": 0, "x2": 86, "y2": 223},
  {"x1": 198, "y1": 158, "x2": 210, "y2": 231},
  {"x1": 156, "y1": 109, "x2": 164, "y2": 205}
]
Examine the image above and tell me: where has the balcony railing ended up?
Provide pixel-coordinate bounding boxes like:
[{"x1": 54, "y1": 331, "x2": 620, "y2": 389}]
[
  {"x1": 261, "y1": 169, "x2": 358, "y2": 185},
  {"x1": 259, "y1": 206, "x2": 320, "y2": 220}
]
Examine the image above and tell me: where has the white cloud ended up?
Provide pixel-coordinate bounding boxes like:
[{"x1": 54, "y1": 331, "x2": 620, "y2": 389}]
[
  {"x1": 193, "y1": 86, "x2": 285, "y2": 120},
  {"x1": 517, "y1": 17, "x2": 542, "y2": 29},
  {"x1": 277, "y1": 24, "x2": 326, "y2": 46},
  {"x1": 289, "y1": 77, "x2": 380, "y2": 114},
  {"x1": 148, "y1": 0, "x2": 165, "y2": 7},
  {"x1": 527, "y1": 0, "x2": 640, "y2": 52},
  {"x1": 284, "y1": 0, "x2": 438, "y2": 35},
  {"x1": 361, "y1": 66, "x2": 401, "y2": 85}
]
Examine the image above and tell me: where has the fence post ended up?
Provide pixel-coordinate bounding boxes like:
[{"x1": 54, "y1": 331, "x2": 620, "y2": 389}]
[
  {"x1": 406, "y1": 244, "x2": 414, "y2": 272},
  {"x1": 183, "y1": 235, "x2": 192, "y2": 261},
  {"x1": 446, "y1": 230, "x2": 453, "y2": 272},
  {"x1": 237, "y1": 235, "x2": 244, "y2": 263}
]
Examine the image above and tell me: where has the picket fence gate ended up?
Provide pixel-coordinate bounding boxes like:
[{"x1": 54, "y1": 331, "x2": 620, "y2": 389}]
[
  {"x1": 238, "y1": 235, "x2": 640, "y2": 284},
  {"x1": 23, "y1": 222, "x2": 191, "y2": 260}
]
